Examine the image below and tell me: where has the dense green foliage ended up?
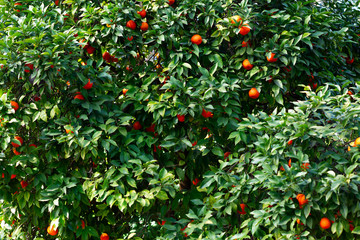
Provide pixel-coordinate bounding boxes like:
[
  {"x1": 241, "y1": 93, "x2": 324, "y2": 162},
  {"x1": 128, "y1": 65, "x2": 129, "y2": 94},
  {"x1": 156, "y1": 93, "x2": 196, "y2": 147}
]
[{"x1": 0, "y1": 0, "x2": 359, "y2": 239}]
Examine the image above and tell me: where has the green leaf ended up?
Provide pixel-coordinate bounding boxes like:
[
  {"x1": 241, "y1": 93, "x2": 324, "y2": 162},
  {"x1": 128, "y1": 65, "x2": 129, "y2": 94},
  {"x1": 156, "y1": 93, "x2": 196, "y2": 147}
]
[
  {"x1": 156, "y1": 191, "x2": 169, "y2": 200},
  {"x1": 182, "y1": 63, "x2": 192, "y2": 69}
]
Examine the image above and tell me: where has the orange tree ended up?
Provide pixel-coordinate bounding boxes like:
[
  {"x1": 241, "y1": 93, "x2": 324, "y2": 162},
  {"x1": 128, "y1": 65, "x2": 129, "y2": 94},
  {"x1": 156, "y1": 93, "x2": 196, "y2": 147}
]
[{"x1": 0, "y1": 0, "x2": 360, "y2": 239}]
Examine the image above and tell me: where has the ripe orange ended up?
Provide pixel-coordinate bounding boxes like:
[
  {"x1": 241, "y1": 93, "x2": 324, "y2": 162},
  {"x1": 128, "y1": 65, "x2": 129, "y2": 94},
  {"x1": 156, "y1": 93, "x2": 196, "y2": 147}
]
[
  {"x1": 301, "y1": 163, "x2": 310, "y2": 170},
  {"x1": 126, "y1": 20, "x2": 136, "y2": 30},
  {"x1": 201, "y1": 109, "x2": 213, "y2": 118},
  {"x1": 137, "y1": 9, "x2": 146, "y2": 18},
  {"x1": 191, "y1": 34, "x2": 202, "y2": 45},
  {"x1": 242, "y1": 59, "x2": 253, "y2": 70},
  {"x1": 100, "y1": 233, "x2": 109, "y2": 240},
  {"x1": 355, "y1": 137, "x2": 360, "y2": 146},
  {"x1": 102, "y1": 52, "x2": 112, "y2": 62},
  {"x1": 11, "y1": 136, "x2": 23, "y2": 148},
  {"x1": 288, "y1": 140, "x2": 293, "y2": 146},
  {"x1": 248, "y1": 88, "x2": 259, "y2": 99},
  {"x1": 168, "y1": 0, "x2": 175, "y2": 5},
  {"x1": 13, "y1": 148, "x2": 21, "y2": 155},
  {"x1": 74, "y1": 94, "x2": 84, "y2": 100},
  {"x1": 346, "y1": 57, "x2": 354, "y2": 64},
  {"x1": 83, "y1": 79, "x2": 93, "y2": 90},
  {"x1": 319, "y1": 217, "x2": 331, "y2": 229},
  {"x1": 66, "y1": 128, "x2": 74, "y2": 134},
  {"x1": 296, "y1": 219, "x2": 304, "y2": 225},
  {"x1": 177, "y1": 114, "x2": 185, "y2": 122},
  {"x1": 76, "y1": 220, "x2": 85, "y2": 229},
  {"x1": 241, "y1": 41, "x2": 248, "y2": 47},
  {"x1": 20, "y1": 180, "x2": 28, "y2": 188},
  {"x1": 158, "y1": 220, "x2": 166, "y2": 226},
  {"x1": 127, "y1": 36, "x2": 133, "y2": 41},
  {"x1": 133, "y1": 121, "x2": 142, "y2": 130},
  {"x1": 347, "y1": 90, "x2": 353, "y2": 95},
  {"x1": 24, "y1": 63, "x2": 34, "y2": 73},
  {"x1": 14, "y1": 3, "x2": 22, "y2": 12},
  {"x1": 192, "y1": 178, "x2": 200, "y2": 186},
  {"x1": 47, "y1": 225, "x2": 58, "y2": 236},
  {"x1": 230, "y1": 15, "x2": 242, "y2": 24},
  {"x1": 237, "y1": 203, "x2": 246, "y2": 215},
  {"x1": 267, "y1": 53, "x2": 278, "y2": 62},
  {"x1": 296, "y1": 194, "x2": 308, "y2": 206},
  {"x1": 140, "y1": 22, "x2": 149, "y2": 31},
  {"x1": 86, "y1": 45, "x2": 95, "y2": 54},
  {"x1": 10, "y1": 101, "x2": 19, "y2": 111},
  {"x1": 123, "y1": 89, "x2": 128, "y2": 95},
  {"x1": 280, "y1": 159, "x2": 291, "y2": 171},
  {"x1": 239, "y1": 24, "x2": 250, "y2": 35}
]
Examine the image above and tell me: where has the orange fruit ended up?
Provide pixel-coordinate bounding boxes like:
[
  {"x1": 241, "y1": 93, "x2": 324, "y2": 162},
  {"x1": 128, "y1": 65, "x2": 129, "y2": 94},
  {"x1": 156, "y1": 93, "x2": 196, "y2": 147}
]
[
  {"x1": 10, "y1": 101, "x2": 19, "y2": 111},
  {"x1": 13, "y1": 148, "x2": 21, "y2": 155},
  {"x1": 201, "y1": 109, "x2": 213, "y2": 118},
  {"x1": 191, "y1": 34, "x2": 202, "y2": 45},
  {"x1": 355, "y1": 137, "x2": 360, "y2": 146},
  {"x1": 300, "y1": 163, "x2": 310, "y2": 170},
  {"x1": 14, "y1": 2, "x2": 22, "y2": 12},
  {"x1": 192, "y1": 178, "x2": 200, "y2": 186},
  {"x1": 140, "y1": 22, "x2": 149, "y2": 31},
  {"x1": 47, "y1": 225, "x2": 58, "y2": 236},
  {"x1": 320, "y1": 217, "x2": 331, "y2": 229},
  {"x1": 168, "y1": 0, "x2": 175, "y2": 5},
  {"x1": 347, "y1": 90, "x2": 353, "y2": 95},
  {"x1": 248, "y1": 88, "x2": 259, "y2": 99},
  {"x1": 241, "y1": 41, "x2": 248, "y2": 47},
  {"x1": 242, "y1": 59, "x2": 253, "y2": 70},
  {"x1": 66, "y1": 128, "x2": 74, "y2": 134},
  {"x1": 74, "y1": 94, "x2": 84, "y2": 100},
  {"x1": 24, "y1": 63, "x2": 34, "y2": 73},
  {"x1": 230, "y1": 15, "x2": 242, "y2": 24},
  {"x1": 122, "y1": 89, "x2": 128, "y2": 95},
  {"x1": 76, "y1": 220, "x2": 85, "y2": 229},
  {"x1": 133, "y1": 121, "x2": 142, "y2": 130},
  {"x1": 20, "y1": 180, "x2": 28, "y2": 188},
  {"x1": 102, "y1": 52, "x2": 112, "y2": 62},
  {"x1": 237, "y1": 203, "x2": 246, "y2": 215},
  {"x1": 83, "y1": 79, "x2": 93, "y2": 90},
  {"x1": 296, "y1": 194, "x2": 308, "y2": 206},
  {"x1": 346, "y1": 57, "x2": 354, "y2": 64},
  {"x1": 280, "y1": 159, "x2": 291, "y2": 171},
  {"x1": 177, "y1": 114, "x2": 185, "y2": 122},
  {"x1": 126, "y1": 66, "x2": 132, "y2": 72},
  {"x1": 288, "y1": 140, "x2": 293, "y2": 146},
  {"x1": 127, "y1": 36, "x2": 133, "y2": 41},
  {"x1": 126, "y1": 20, "x2": 136, "y2": 30},
  {"x1": 158, "y1": 220, "x2": 166, "y2": 226},
  {"x1": 11, "y1": 136, "x2": 23, "y2": 148},
  {"x1": 100, "y1": 233, "x2": 109, "y2": 240},
  {"x1": 267, "y1": 52, "x2": 278, "y2": 62},
  {"x1": 239, "y1": 24, "x2": 250, "y2": 35},
  {"x1": 137, "y1": 9, "x2": 146, "y2": 18}
]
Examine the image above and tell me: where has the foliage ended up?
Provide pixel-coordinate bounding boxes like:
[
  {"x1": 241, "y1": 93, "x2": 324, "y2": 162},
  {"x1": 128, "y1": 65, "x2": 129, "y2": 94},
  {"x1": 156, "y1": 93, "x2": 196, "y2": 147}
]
[{"x1": 0, "y1": 0, "x2": 359, "y2": 239}]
